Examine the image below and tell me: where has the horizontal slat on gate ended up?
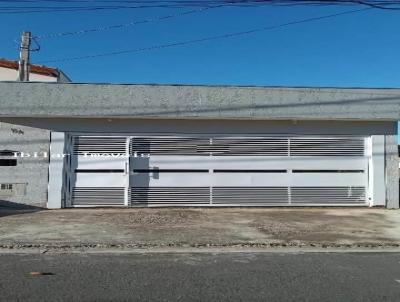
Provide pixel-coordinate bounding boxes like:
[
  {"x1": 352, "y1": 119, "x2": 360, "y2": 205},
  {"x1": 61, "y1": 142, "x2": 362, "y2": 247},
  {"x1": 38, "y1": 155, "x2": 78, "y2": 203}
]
[
  {"x1": 130, "y1": 187, "x2": 210, "y2": 205},
  {"x1": 131, "y1": 137, "x2": 290, "y2": 156},
  {"x1": 213, "y1": 187, "x2": 288, "y2": 204},
  {"x1": 290, "y1": 138, "x2": 365, "y2": 156},
  {"x1": 74, "y1": 136, "x2": 126, "y2": 155},
  {"x1": 211, "y1": 138, "x2": 289, "y2": 156},
  {"x1": 75, "y1": 173, "x2": 127, "y2": 187},
  {"x1": 75, "y1": 156, "x2": 127, "y2": 170},
  {"x1": 291, "y1": 187, "x2": 366, "y2": 204},
  {"x1": 131, "y1": 137, "x2": 210, "y2": 156},
  {"x1": 289, "y1": 173, "x2": 366, "y2": 187},
  {"x1": 143, "y1": 156, "x2": 367, "y2": 171},
  {"x1": 130, "y1": 137, "x2": 364, "y2": 157},
  {"x1": 129, "y1": 172, "x2": 365, "y2": 187},
  {"x1": 72, "y1": 187, "x2": 125, "y2": 206}
]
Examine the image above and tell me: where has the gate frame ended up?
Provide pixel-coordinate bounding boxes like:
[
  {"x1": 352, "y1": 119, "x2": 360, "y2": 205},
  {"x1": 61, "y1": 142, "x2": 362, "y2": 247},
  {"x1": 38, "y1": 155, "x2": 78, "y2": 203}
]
[{"x1": 50, "y1": 132, "x2": 378, "y2": 208}]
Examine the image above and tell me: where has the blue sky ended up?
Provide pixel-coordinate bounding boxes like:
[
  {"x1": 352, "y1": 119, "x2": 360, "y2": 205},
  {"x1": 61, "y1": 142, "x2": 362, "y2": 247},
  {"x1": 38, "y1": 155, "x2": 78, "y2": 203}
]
[
  {"x1": 0, "y1": 3, "x2": 399, "y2": 139},
  {"x1": 0, "y1": 3, "x2": 399, "y2": 87}
]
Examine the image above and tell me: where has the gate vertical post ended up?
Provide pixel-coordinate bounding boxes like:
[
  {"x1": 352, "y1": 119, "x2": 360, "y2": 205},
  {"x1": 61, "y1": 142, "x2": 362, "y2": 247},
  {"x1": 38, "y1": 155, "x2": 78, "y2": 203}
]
[
  {"x1": 124, "y1": 136, "x2": 130, "y2": 207},
  {"x1": 385, "y1": 134, "x2": 399, "y2": 209},
  {"x1": 47, "y1": 132, "x2": 65, "y2": 209},
  {"x1": 369, "y1": 135, "x2": 386, "y2": 207}
]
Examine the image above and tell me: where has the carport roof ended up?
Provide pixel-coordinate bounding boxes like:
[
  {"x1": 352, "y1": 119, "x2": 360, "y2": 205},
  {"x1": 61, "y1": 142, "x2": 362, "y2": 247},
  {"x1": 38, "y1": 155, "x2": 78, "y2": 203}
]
[{"x1": 0, "y1": 82, "x2": 399, "y2": 121}]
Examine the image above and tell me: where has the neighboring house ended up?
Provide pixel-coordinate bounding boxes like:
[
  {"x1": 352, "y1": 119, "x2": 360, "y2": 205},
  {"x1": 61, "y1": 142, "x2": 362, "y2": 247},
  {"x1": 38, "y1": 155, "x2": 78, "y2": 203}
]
[
  {"x1": 0, "y1": 82, "x2": 398, "y2": 209},
  {"x1": 0, "y1": 58, "x2": 70, "y2": 82}
]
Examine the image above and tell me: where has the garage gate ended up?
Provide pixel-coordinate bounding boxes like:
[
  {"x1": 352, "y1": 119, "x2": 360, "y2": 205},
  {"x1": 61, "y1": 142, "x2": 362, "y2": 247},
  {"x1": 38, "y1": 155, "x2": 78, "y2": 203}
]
[{"x1": 64, "y1": 135, "x2": 369, "y2": 207}]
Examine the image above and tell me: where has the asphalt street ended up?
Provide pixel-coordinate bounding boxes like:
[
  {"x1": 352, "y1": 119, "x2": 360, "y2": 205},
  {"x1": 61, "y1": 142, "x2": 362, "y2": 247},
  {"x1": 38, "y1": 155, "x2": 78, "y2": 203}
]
[{"x1": 1, "y1": 251, "x2": 400, "y2": 302}]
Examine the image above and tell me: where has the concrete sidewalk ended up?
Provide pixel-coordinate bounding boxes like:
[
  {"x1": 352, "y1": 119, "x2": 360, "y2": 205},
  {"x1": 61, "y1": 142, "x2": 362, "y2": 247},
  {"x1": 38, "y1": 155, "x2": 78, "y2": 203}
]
[{"x1": 1, "y1": 208, "x2": 400, "y2": 250}]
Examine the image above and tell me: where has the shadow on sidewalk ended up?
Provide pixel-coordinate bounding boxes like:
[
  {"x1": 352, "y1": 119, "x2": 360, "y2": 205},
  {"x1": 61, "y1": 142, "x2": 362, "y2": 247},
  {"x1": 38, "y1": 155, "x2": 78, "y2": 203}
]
[{"x1": 0, "y1": 200, "x2": 43, "y2": 218}]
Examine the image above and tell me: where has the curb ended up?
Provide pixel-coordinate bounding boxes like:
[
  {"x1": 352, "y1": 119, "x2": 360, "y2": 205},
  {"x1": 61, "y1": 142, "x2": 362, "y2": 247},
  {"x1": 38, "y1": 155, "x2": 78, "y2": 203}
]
[{"x1": 1, "y1": 242, "x2": 400, "y2": 253}]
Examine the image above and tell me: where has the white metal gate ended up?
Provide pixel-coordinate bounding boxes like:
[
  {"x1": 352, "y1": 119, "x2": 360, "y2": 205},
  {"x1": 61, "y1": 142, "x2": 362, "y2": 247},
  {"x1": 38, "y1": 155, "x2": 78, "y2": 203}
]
[
  {"x1": 66, "y1": 135, "x2": 369, "y2": 207},
  {"x1": 67, "y1": 136, "x2": 129, "y2": 206}
]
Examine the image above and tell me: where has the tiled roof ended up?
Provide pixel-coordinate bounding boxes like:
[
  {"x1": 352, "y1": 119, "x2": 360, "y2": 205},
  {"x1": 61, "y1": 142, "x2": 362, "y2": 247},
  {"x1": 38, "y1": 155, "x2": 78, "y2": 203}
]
[{"x1": 0, "y1": 58, "x2": 59, "y2": 78}]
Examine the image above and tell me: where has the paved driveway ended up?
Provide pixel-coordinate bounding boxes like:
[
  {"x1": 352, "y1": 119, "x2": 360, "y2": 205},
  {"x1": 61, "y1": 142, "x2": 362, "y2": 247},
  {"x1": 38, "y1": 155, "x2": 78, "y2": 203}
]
[{"x1": 1, "y1": 208, "x2": 400, "y2": 249}]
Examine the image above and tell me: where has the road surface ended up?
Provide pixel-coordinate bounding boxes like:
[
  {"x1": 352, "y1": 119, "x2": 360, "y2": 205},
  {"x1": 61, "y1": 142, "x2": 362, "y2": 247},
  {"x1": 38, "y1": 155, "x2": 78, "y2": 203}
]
[{"x1": 1, "y1": 251, "x2": 400, "y2": 301}]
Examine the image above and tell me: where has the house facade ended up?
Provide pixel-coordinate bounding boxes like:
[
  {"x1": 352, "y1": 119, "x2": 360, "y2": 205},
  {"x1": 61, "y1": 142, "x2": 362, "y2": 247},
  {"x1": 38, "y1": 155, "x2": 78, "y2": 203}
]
[
  {"x1": 0, "y1": 59, "x2": 70, "y2": 83},
  {"x1": 0, "y1": 82, "x2": 398, "y2": 208}
]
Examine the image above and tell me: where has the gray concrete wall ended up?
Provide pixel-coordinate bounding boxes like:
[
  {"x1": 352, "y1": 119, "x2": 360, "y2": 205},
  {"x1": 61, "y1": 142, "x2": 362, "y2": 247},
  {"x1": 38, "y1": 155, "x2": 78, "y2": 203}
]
[
  {"x1": 385, "y1": 134, "x2": 399, "y2": 208},
  {"x1": 0, "y1": 121, "x2": 50, "y2": 207},
  {"x1": 0, "y1": 83, "x2": 399, "y2": 120}
]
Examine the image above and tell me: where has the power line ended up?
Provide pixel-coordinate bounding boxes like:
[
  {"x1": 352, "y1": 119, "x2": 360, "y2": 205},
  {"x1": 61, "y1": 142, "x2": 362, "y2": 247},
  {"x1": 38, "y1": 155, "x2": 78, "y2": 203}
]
[
  {"x1": 33, "y1": 1, "x2": 385, "y2": 40},
  {"x1": 34, "y1": 5, "x2": 220, "y2": 39},
  {"x1": 38, "y1": 7, "x2": 371, "y2": 64},
  {"x1": 0, "y1": 3, "x2": 262, "y2": 14},
  {"x1": 1, "y1": 0, "x2": 399, "y2": 3},
  {"x1": 1, "y1": 0, "x2": 400, "y2": 13},
  {"x1": 15, "y1": 0, "x2": 396, "y2": 58}
]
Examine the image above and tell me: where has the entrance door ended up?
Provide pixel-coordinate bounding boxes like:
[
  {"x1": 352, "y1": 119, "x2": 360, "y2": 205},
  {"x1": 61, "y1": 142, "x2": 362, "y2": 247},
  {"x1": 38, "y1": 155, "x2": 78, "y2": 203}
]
[
  {"x1": 69, "y1": 136, "x2": 129, "y2": 207},
  {"x1": 129, "y1": 136, "x2": 212, "y2": 206}
]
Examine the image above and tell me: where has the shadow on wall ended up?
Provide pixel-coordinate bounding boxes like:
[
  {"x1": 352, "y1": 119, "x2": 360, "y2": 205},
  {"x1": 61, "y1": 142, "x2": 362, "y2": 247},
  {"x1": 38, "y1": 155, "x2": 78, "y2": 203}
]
[{"x1": 0, "y1": 199, "x2": 42, "y2": 218}]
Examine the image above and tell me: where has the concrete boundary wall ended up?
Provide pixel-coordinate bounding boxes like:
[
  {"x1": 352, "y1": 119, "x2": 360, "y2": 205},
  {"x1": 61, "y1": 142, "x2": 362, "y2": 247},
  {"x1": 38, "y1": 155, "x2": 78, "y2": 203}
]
[
  {"x1": 0, "y1": 121, "x2": 50, "y2": 207},
  {"x1": 0, "y1": 83, "x2": 399, "y2": 120},
  {"x1": 385, "y1": 135, "x2": 399, "y2": 208}
]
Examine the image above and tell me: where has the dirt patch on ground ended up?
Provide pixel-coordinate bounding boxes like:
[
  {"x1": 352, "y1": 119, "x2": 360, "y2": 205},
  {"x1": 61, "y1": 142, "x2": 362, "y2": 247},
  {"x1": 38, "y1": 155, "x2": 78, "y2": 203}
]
[
  {"x1": 249, "y1": 209, "x2": 394, "y2": 243},
  {"x1": 92, "y1": 209, "x2": 206, "y2": 225},
  {"x1": 0, "y1": 208, "x2": 400, "y2": 249}
]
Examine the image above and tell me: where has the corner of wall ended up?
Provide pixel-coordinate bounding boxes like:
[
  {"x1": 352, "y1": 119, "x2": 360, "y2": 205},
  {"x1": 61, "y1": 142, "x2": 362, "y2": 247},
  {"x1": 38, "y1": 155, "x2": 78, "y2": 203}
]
[{"x1": 385, "y1": 134, "x2": 399, "y2": 209}]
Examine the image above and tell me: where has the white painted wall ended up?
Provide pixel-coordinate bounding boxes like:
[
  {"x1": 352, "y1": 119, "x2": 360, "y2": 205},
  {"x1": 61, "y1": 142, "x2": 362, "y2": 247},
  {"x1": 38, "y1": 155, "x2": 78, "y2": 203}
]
[
  {"x1": 369, "y1": 136, "x2": 386, "y2": 206},
  {"x1": 47, "y1": 132, "x2": 65, "y2": 209},
  {"x1": 0, "y1": 66, "x2": 58, "y2": 82}
]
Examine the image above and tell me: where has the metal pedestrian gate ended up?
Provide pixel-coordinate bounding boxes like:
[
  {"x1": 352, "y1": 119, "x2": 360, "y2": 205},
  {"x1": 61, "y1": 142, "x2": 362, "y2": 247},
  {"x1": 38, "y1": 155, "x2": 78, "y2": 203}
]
[{"x1": 65, "y1": 134, "x2": 369, "y2": 207}]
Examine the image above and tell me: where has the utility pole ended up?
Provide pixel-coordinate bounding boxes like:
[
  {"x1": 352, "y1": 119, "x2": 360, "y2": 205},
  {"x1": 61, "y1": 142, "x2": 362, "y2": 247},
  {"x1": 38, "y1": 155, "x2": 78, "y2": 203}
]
[{"x1": 18, "y1": 31, "x2": 31, "y2": 82}]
